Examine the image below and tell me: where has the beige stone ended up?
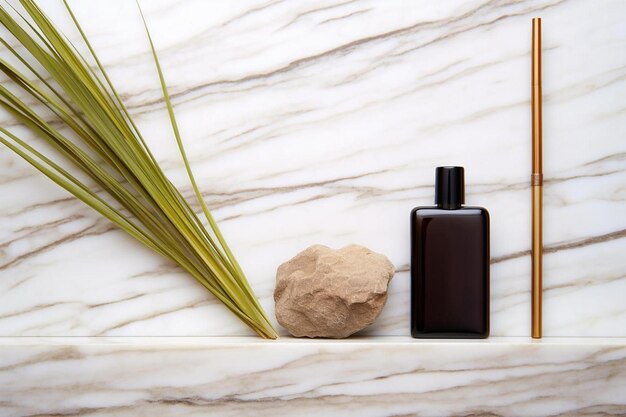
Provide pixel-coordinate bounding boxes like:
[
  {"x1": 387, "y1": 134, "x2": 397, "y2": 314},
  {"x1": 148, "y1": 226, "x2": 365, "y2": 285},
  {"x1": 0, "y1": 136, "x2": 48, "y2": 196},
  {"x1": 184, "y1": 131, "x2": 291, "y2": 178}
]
[{"x1": 274, "y1": 244, "x2": 395, "y2": 338}]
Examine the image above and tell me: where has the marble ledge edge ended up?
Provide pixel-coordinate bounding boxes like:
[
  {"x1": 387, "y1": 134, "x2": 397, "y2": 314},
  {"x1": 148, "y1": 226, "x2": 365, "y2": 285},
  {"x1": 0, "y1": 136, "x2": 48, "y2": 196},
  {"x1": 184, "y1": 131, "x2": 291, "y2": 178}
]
[{"x1": 0, "y1": 336, "x2": 624, "y2": 346}]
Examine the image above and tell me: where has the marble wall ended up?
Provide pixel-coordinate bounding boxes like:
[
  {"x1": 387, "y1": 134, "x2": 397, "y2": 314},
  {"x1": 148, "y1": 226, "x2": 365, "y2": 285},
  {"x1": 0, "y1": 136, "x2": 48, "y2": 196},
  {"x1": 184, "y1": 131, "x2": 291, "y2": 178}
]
[{"x1": 0, "y1": 0, "x2": 624, "y2": 339}]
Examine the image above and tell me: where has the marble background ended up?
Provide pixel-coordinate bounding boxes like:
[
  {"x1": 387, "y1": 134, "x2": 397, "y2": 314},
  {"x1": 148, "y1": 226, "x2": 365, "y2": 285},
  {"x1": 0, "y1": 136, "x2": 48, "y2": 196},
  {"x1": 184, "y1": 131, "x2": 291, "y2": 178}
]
[{"x1": 0, "y1": 0, "x2": 625, "y2": 339}]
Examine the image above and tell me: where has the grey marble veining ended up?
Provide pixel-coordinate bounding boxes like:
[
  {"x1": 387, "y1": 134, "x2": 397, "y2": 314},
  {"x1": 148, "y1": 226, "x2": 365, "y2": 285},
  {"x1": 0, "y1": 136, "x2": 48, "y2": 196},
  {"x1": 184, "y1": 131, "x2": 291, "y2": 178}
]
[{"x1": 1, "y1": 0, "x2": 624, "y2": 338}]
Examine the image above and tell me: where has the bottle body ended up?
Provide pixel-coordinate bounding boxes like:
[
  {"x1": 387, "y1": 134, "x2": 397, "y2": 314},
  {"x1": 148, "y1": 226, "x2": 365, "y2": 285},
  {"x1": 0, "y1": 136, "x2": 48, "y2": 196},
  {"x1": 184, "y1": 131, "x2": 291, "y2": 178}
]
[{"x1": 410, "y1": 206, "x2": 490, "y2": 338}]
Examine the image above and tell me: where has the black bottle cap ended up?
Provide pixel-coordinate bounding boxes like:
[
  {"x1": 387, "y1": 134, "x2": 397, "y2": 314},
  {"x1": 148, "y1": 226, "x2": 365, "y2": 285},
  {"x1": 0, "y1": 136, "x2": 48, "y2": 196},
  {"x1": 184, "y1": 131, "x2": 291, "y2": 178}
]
[{"x1": 435, "y1": 166, "x2": 465, "y2": 209}]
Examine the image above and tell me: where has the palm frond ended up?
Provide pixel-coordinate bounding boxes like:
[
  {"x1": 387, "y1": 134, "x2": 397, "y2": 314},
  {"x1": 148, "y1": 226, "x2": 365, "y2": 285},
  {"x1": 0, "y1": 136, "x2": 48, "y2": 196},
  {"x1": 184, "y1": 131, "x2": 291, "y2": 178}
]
[{"x1": 0, "y1": 0, "x2": 277, "y2": 339}]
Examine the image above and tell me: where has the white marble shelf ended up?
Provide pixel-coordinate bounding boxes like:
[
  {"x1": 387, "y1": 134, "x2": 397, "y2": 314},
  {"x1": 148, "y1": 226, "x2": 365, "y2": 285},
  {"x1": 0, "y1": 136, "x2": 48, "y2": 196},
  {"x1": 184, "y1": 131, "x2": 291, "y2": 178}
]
[
  {"x1": 1, "y1": 336, "x2": 625, "y2": 416},
  {"x1": 1, "y1": 335, "x2": 625, "y2": 344}
]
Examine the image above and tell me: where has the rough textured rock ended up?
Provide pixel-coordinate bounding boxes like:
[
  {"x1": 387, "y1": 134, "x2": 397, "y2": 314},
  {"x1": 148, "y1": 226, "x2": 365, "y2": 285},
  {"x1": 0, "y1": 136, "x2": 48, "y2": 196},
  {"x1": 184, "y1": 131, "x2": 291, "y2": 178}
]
[{"x1": 274, "y1": 244, "x2": 395, "y2": 338}]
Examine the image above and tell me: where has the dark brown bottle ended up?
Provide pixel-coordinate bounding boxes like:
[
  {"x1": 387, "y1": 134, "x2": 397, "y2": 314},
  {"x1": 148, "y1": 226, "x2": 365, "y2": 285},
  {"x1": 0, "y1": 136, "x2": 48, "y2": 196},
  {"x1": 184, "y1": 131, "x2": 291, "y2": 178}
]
[{"x1": 410, "y1": 166, "x2": 489, "y2": 338}]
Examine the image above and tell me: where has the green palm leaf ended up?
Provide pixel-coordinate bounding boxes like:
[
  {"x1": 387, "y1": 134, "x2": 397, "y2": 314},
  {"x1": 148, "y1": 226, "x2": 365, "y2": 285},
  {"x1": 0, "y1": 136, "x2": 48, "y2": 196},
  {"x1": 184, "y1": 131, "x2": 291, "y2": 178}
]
[{"x1": 0, "y1": 0, "x2": 278, "y2": 339}]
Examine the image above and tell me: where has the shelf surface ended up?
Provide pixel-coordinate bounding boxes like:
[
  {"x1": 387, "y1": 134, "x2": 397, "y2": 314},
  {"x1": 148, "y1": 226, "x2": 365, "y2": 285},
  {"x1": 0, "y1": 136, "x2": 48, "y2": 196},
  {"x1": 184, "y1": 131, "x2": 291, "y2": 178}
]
[
  {"x1": 1, "y1": 335, "x2": 626, "y2": 345},
  {"x1": 1, "y1": 336, "x2": 625, "y2": 416}
]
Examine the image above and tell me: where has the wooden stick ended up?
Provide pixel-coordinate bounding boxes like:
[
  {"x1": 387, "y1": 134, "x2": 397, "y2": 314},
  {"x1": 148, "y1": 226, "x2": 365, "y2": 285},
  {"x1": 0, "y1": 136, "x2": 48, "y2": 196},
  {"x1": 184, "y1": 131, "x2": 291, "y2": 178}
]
[{"x1": 531, "y1": 17, "x2": 543, "y2": 339}]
